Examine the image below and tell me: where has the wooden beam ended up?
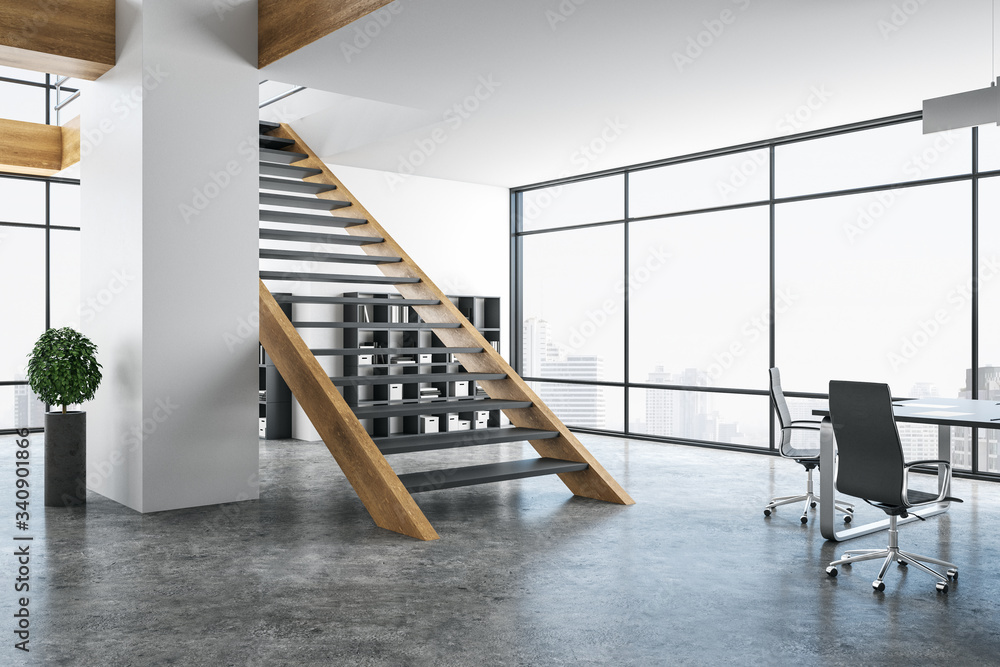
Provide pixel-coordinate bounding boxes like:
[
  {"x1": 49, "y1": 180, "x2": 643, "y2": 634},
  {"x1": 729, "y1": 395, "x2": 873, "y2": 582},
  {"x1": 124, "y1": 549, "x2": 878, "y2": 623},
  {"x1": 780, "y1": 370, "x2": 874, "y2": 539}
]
[
  {"x1": 259, "y1": 0, "x2": 397, "y2": 68},
  {"x1": 272, "y1": 123, "x2": 636, "y2": 507},
  {"x1": 259, "y1": 282, "x2": 440, "y2": 541},
  {"x1": 0, "y1": 117, "x2": 61, "y2": 176},
  {"x1": 60, "y1": 114, "x2": 79, "y2": 170},
  {"x1": 0, "y1": 116, "x2": 81, "y2": 176},
  {"x1": 0, "y1": 0, "x2": 115, "y2": 80}
]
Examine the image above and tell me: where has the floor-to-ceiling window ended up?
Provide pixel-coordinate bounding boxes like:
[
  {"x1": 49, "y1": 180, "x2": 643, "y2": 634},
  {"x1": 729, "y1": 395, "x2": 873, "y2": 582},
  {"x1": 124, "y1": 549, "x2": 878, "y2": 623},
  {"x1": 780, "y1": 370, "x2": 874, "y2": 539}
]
[
  {"x1": 0, "y1": 66, "x2": 81, "y2": 434},
  {"x1": 513, "y1": 111, "x2": 1000, "y2": 478}
]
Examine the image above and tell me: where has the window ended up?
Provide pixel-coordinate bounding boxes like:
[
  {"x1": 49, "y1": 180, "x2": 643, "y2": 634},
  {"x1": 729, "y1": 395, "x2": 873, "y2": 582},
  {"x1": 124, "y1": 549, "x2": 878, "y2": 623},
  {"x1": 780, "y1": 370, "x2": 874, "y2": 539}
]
[
  {"x1": 775, "y1": 121, "x2": 971, "y2": 197},
  {"x1": 522, "y1": 224, "x2": 624, "y2": 383},
  {"x1": 513, "y1": 115, "x2": 1000, "y2": 478},
  {"x1": 0, "y1": 226, "x2": 45, "y2": 380},
  {"x1": 774, "y1": 182, "x2": 971, "y2": 395},
  {"x1": 629, "y1": 149, "x2": 770, "y2": 217},
  {"x1": 521, "y1": 175, "x2": 623, "y2": 232},
  {"x1": 629, "y1": 207, "x2": 769, "y2": 391},
  {"x1": 0, "y1": 69, "x2": 82, "y2": 433}
]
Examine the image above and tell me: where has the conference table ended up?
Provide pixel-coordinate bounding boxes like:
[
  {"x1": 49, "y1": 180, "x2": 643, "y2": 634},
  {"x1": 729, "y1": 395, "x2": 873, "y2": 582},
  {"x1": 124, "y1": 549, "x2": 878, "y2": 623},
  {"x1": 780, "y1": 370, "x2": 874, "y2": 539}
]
[{"x1": 813, "y1": 396, "x2": 999, "y2": 542}]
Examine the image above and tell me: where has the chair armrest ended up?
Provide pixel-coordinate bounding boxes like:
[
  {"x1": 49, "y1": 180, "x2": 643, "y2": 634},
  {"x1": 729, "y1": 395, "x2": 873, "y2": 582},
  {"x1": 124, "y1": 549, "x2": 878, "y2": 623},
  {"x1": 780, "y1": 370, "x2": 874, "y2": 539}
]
[
  {"x1": 902, "y1": 460, "x2": 952, "y2": 505},
  {"x1": 904, "y1": 459, "x2": 950, "y2": 469},
  {"x1": 785, "y1": 424, "x2": 821, "y2": 432},
  {"x1": 789, "y1": 419, "x2": 822, "y2": 426}
]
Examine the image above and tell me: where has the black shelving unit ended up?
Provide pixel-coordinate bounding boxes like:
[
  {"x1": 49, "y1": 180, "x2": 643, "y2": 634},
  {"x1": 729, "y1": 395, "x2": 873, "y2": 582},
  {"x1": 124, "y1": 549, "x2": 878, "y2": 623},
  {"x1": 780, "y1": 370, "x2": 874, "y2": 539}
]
[
  {"x1": 341, "y1": 291, "x2": 502, "y2": 439},
  {"x1": 259, "y1": 299, "x2": 292, "y2": 439}
]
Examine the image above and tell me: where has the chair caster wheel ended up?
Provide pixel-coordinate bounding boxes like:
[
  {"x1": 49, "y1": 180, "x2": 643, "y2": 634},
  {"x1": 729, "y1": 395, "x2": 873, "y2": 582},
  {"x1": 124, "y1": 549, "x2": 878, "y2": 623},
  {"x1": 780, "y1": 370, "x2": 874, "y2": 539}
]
[
  {"x1": 810, "y1": 501, "x2": 817, "y2": 508},
  {"x1": 873, "y1": 581, "x2": 885, "y2": 592},
  {"x1": 800, "y1": 516, "x2": 808, "y2": 524},
  {"x1": 764, "y1": 508, "x2": 771, "y2": 517},
  {"x1": 947, "y1": 569, "x2": 958, "y2": 580},
  {"x1": 826, "y1": 566, "x2": 838, "y2": 577},
  {"x1": 843, "y1": 515, "x2": 852, "y2": 524},
  {"x1": 898, "y1": 561, "x2": 907, "y2": 567},
  {"x1": 936, "y1": 581, "x2": 949, "y2": 593}
]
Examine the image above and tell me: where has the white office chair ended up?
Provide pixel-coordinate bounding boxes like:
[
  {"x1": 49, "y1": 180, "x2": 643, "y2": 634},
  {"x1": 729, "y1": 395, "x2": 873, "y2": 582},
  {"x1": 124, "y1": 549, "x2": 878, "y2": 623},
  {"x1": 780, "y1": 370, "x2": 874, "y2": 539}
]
[{"x1": 764, "y1": 368, "x2": 853, "y2": 524}]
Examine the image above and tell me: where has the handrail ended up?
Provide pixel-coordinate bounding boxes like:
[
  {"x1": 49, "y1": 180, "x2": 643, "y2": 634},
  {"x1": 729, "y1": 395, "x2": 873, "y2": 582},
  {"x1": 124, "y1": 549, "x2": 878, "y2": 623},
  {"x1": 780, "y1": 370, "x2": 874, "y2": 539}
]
[
  {"x1": 53, "y1": 75, "x2": 77, "y2": 125},
  {"x1": 259, "y1": 85, "x2": 305, "y2": 109},
  {"x1": 54, "y1": 90, "x2": 80, "y2": 112}
]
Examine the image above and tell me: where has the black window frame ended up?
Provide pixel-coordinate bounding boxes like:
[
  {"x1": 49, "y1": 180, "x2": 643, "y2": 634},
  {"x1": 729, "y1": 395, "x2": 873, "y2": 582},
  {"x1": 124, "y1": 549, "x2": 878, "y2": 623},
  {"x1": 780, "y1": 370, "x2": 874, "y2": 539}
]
[{"x1": 511, "y1": 110, "x2": 1000, "y2": 482}]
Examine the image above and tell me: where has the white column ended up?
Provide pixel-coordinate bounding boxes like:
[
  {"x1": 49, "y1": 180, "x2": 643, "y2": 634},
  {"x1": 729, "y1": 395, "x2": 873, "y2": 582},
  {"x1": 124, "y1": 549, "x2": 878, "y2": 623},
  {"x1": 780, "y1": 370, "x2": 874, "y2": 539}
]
[{"x1": 80, "y1": 0, "x2": 259, "y2": 512}]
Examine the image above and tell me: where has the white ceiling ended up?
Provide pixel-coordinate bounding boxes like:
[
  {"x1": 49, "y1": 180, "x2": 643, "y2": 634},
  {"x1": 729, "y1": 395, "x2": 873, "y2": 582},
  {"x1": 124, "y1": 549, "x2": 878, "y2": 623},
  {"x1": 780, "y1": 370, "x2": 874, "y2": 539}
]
[{"x1": 260, "y1": 0, "x2": 995, "y2": 188}]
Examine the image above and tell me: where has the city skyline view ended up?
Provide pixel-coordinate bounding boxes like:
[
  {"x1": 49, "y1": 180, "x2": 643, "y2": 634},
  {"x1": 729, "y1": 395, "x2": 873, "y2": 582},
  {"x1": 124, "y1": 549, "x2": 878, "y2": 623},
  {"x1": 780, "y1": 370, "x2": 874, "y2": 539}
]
[{"x1": 522, "y1": 314, "x2": 999, "y2": 472}]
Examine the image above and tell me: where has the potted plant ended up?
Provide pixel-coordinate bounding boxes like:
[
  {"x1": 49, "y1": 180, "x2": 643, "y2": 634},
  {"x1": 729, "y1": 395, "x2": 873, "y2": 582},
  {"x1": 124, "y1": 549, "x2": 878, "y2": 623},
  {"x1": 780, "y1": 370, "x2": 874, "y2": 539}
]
[{"x1": 26, "y1": 327, "x2": 102, "y2": 507}]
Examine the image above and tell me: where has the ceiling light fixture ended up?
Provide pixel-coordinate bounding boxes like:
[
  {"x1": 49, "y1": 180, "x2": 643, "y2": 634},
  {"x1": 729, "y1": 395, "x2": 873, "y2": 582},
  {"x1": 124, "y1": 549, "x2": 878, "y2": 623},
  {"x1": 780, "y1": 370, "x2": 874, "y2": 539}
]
[{"x1": 922, "y1": 1, "x2": 998, "y2": 133}]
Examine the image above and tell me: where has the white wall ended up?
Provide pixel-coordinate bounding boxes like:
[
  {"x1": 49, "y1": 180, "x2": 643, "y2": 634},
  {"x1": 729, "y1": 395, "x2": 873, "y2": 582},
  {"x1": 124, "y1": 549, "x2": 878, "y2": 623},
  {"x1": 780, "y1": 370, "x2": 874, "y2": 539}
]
[
  {"x1": 82, "y1": 0, "x2": 259, "y2": 512},
  {"x1": 80, "y1": 0, "x2": 145, "y2": 508},
  {"x1": 285, "y1": 164, "x2": 509, "y2": 441}
]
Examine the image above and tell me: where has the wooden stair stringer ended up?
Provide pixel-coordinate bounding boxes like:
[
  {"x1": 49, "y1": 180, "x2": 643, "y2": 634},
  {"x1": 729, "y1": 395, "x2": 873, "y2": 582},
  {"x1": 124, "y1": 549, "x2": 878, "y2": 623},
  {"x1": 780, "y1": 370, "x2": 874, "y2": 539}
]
[
  {"x1": 267, "y1": 123, "x2": 635, "y2": 506},
  {"x1": 258, "y1": 282, "x2": 440, "y2": 541}
]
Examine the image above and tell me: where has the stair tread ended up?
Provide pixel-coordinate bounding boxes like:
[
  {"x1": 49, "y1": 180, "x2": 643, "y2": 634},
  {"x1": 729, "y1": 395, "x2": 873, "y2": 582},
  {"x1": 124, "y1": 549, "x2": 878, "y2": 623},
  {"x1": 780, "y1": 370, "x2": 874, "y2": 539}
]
[
  {"x1": 260, "y1": 210, "x2": 366, "y2": 228},
  {"x1": 352, "y1": 398, "x2": 531, "y2": 419},
  {"x1": 260, "y1": 162, "x2": 322, "y2": 179},
  {"x1": 310, "y1": 346, "x2": 482, "y2": 356},
  {"x1": 373, "y1": 427, "x2": 560, "y2": 455},
  {"x1": 331, "y1": 372, "x2": 506, "y2": 387},
  {"x1": 259, "y1": 135, "x2": 295, "y2": 150},
  {"x1": 260, "y1": 271, "x2": 418, "y2": 285},
  {"x1": 259, "y1": 120, "x2": 280, "y2": 133},
  {"x1": 260, "y1": 176, "x2": 336, "y2": 195},
  {"x1": 259, "y1": 249, "x2": 401, "y2": 264},
  {"x1": 353, "y1": 398, "x2": 531, "y2": 419},
  {"x1": 275, "y1": 296, "x2": 440, "y2": 306},
  {"x1": 259, "y1": 229, "x2": 382, "y2": 245},
  {"x1": 356, "y1": 362, "x2": 478, "y2": 370},
  {"x1": 398, "y1": 458, "x2": 588, "y2": 493},
  {"x1": 260, "y1": 147, "x2": 307, "y2": 164},
  {"x1": 290, "y1": 320, "x2": 456, "y2": 329},
  {"x1": 260, "y1": 192, "x2": 351, "y2": 211}
]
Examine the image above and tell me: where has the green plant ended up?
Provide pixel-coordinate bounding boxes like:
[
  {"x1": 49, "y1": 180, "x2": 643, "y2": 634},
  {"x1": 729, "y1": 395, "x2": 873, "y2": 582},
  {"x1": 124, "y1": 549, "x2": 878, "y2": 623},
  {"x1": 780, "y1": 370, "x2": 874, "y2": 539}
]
[{"x1": 26, "y1": 327, "x2": 102, "y2": 413}]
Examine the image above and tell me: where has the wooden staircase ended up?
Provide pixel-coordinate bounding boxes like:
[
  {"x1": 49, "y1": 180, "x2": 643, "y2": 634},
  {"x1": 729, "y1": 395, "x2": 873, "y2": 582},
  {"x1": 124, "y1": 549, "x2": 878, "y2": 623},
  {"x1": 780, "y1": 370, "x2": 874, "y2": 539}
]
[{"x1": 257, "y1": 121, "x2": 634, "y2": 540}]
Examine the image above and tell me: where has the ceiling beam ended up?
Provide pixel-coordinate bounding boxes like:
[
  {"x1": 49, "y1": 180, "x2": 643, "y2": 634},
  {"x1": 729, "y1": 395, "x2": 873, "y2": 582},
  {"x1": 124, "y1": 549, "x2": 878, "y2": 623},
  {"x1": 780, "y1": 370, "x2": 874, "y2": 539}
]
[
  {"x1": 259, "y1": 0, "x2": 397, "y2": 69},
  {"x1": 0, "y1": 116, "x2": 80, "y2": 176},
  {"x1": 0, "y1": 0, "x2": 115, "y2": 80}
]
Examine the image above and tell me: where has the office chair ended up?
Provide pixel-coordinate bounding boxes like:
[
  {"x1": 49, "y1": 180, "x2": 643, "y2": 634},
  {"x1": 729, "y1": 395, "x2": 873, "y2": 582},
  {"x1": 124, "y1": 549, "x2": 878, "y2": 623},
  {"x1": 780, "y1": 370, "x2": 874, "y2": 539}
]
[
  {"x1": 765, "y1": 368, "x2": 854, "y2": 523},
  {"x1": 825, "y1": 380, "x2": 961, "y2": 593}
]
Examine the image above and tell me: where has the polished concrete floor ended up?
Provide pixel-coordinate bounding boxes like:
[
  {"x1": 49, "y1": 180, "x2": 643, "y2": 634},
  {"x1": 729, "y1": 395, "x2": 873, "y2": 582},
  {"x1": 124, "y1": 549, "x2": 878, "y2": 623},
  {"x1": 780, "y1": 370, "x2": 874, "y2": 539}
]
[{"x1": 3, "y1": 433, "x2": 1000, "y2": 666}]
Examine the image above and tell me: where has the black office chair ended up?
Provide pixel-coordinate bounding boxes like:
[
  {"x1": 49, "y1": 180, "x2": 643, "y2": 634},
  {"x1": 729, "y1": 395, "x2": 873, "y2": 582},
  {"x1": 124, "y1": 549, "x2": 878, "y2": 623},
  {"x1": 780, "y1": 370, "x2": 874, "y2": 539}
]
[
  {"x1": 765, "y1": 368, "x2": 853, "y2": 523},
  {"x1": 825, "y1": 380, "x2": 961, "y2": 593}
]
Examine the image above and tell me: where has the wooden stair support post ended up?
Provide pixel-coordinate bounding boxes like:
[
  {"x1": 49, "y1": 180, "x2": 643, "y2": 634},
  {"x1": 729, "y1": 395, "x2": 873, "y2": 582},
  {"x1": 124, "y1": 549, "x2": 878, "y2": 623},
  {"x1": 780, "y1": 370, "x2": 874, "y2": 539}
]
[
  {"x1": 268, "y1": 123, "x2": 635, "y2": 507},
  {"x1": 259, "y1": 282, "x2": 440, "y2": 541}
]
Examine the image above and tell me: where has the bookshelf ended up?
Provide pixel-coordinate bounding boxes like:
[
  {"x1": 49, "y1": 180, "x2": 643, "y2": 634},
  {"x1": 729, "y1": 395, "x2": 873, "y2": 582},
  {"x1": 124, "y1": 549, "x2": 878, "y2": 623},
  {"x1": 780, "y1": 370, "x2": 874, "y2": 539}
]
[
  {"x1": 341, "y1": 291, "x2": 502, "y2": 439},
  {"x1": 259, "y1": 298, "x2": 292, "y2": 439}
]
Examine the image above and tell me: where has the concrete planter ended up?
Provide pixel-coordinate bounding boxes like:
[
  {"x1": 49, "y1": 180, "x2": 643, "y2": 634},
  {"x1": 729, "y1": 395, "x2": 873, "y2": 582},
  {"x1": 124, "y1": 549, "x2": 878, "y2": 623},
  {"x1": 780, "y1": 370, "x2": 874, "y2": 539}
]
[{"x1": 44, "y1": 411, "x2": 87, "y2": 507}]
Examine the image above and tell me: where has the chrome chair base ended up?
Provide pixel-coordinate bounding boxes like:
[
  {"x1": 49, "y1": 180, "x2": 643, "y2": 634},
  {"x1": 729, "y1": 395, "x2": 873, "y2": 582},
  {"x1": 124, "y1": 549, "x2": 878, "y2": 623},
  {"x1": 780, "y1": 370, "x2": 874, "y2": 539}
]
[
  {"x1": 825, "y1": 520, "x2": 958, "y2": 592},
  {"x1": 764, "y1": 467, "x2": 854, "y2": 524}
]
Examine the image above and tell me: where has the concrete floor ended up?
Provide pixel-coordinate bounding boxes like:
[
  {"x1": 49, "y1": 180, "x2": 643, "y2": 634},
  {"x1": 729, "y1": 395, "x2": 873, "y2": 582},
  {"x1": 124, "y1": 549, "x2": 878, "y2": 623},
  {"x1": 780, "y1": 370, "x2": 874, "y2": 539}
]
[{"x1": 3, "y1": 433, "x2": 1000, "y2": 666}]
